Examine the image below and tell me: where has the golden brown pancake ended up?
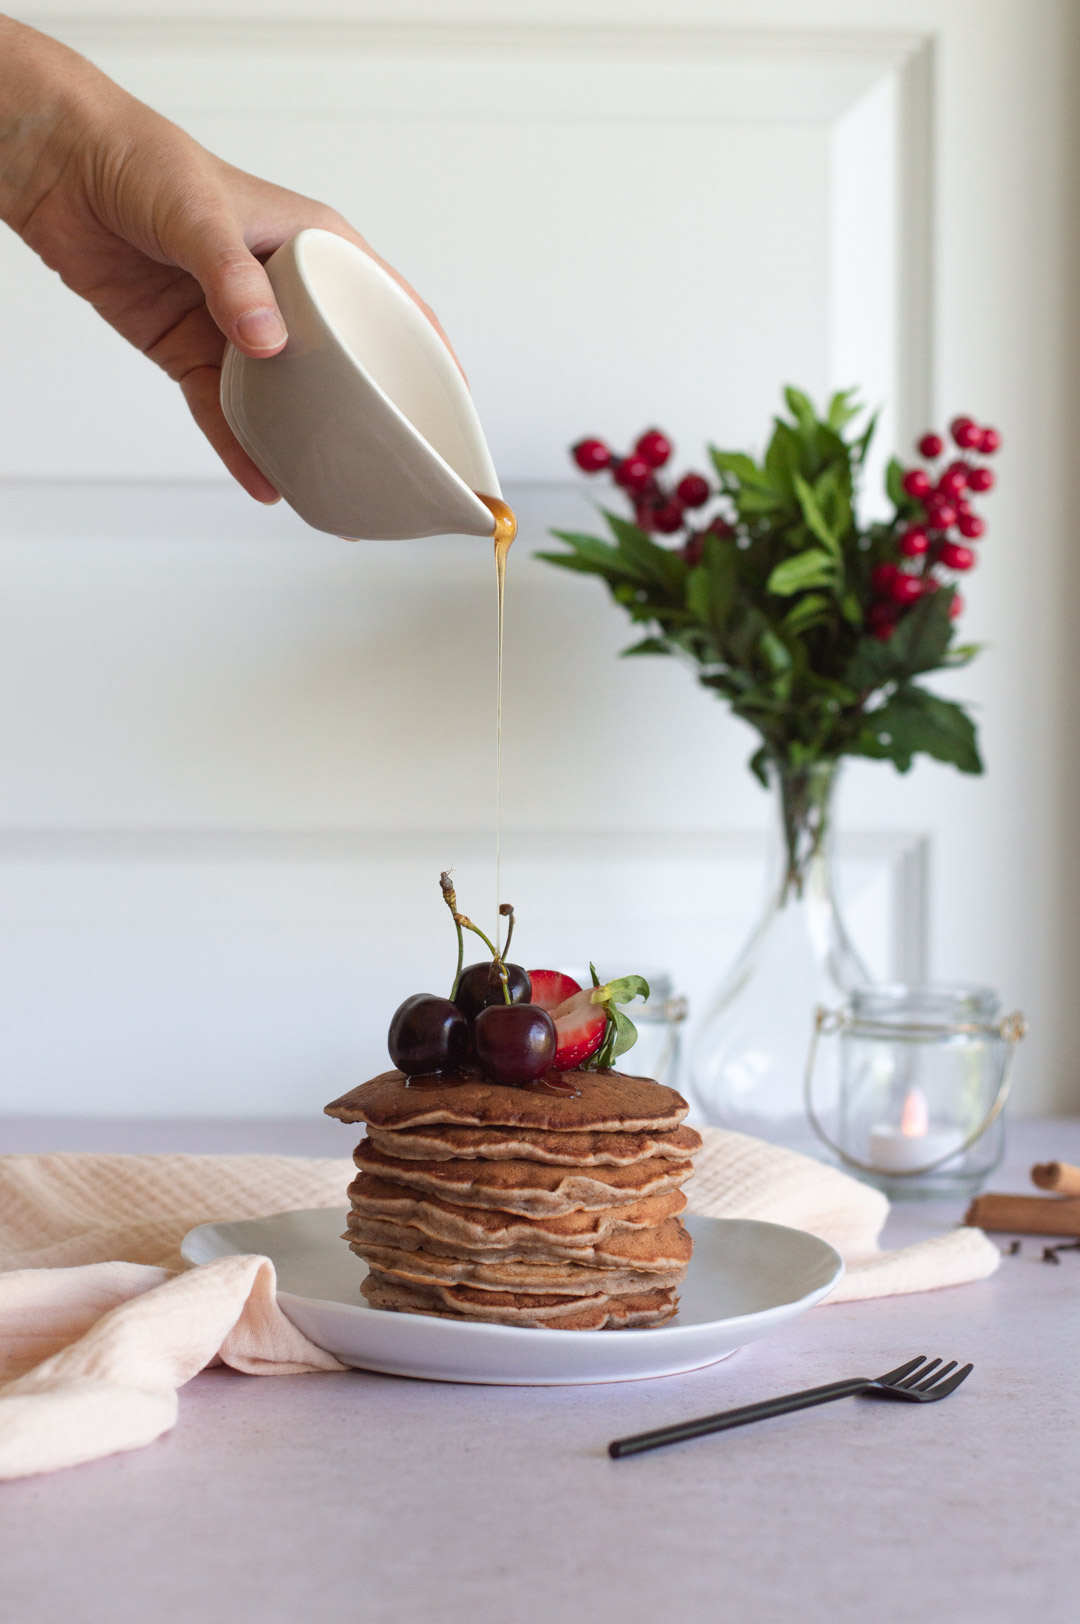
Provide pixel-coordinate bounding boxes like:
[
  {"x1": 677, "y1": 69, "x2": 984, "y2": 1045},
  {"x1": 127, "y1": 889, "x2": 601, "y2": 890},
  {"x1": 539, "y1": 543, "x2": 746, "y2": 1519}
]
[
  {"x1": 325, "y1": 1068, "x2": 688, "y2": 1133},
  {"x1": 361, "y1": 1269, "x2": 678, "y2": 1329},
  {"x1": 347, "y1": 1174, "x2": 686, "y2": 1249},
  {"x1": 352, "y1": 1138, "x2": 694, "y2": 1215},
  {"x1": 345, "y1": 1208, "x2": 693, "y2": 1270},
  {"x1": 351, "y1": 1241, "x2": 687, "y2": 1296},
  {"x1": 365, "y1": 1122, "x2": 703, "y2": 1167}
]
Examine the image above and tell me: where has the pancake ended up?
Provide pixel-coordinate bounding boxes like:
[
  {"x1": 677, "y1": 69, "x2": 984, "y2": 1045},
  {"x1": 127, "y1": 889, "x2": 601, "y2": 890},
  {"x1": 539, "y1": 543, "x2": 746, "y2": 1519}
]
[
  {"x1": 352, "y1": 1138, "x2": 694, "y2": 1215},
  {"x1": 361, "y1": 1269, "x2": 678, "y2": 1329},
  {"x1": 325, "y1": 1068, "x2": 688, "y2": 1133},
  {"x1": 347, "y1": 1174, "x2": 687, "y2": 1251},
  {"x1": 345, "y1": 1209, "x2": 693, "y2": 1270},
  {"x1": 351, "y1": 1240, "x2": 687, "y2": 1295},
  {"x1": 365, "y1": 1122, "x2": 703, "y2": 1167}
]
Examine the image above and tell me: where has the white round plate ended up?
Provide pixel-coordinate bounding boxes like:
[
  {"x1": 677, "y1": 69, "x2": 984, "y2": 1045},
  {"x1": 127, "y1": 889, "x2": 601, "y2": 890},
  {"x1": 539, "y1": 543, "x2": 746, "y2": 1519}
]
[{"x1": 181, "y1": 1209, "x2": 842, "y2": 1386}]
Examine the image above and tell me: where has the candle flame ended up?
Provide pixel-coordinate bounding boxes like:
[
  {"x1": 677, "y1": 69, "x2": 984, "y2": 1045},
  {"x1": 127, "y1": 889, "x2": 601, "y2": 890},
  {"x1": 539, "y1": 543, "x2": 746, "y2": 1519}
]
[{"x1": 899, "y1": 1085, "x2": 930, "y2": 1138}]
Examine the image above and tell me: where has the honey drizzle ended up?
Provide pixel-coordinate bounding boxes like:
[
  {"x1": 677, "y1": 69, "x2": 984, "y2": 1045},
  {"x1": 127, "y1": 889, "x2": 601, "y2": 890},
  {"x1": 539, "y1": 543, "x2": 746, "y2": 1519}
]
[{"x1": 475, "y1": 493, "x2": 517, "y2": 951}]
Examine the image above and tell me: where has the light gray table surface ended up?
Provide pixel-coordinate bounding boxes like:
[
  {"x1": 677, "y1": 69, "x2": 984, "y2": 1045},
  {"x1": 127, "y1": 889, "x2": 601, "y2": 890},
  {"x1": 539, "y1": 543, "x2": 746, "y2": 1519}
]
[{"x1": 2, "y1": 1113, "x2": 1078, "y2": 1624}]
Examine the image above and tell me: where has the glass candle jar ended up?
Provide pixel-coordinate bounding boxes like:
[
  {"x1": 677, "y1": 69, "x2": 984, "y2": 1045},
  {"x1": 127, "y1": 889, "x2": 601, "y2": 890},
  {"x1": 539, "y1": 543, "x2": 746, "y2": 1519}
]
[{"x1": 804, "y1": 984, "x2": 1027, "y2": 1199}]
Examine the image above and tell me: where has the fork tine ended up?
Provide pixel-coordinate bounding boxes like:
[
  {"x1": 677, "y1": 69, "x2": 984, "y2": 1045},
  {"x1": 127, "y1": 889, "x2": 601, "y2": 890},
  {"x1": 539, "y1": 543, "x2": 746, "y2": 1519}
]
[
  {"x1": 916, "y1": 1360, "x2": 958, "y2": 1391},
  {"x1": 877, "y1": 1356, "x2": 927, "y2": 1385},
  {"x1": 924, "y1": 1363, "x2": 973, "y2": 1400},
  {"x1": 899, "y1": 1357, "x2": 941, "y2": 1389}
]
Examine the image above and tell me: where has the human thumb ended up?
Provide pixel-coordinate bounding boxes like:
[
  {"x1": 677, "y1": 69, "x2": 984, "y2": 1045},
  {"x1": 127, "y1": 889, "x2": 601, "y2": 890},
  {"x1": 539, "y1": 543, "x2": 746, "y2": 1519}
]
[{"x1": 180, "y1": 213, "x2": 288, "y2": 357}]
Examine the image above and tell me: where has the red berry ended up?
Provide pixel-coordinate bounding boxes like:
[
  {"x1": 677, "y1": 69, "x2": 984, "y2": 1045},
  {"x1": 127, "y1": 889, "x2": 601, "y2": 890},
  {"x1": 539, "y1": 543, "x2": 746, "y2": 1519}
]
[
  {"x1": 966, "y1": 466, "x2": 994, "y2": 493},
  {"x1": 706, "y1": 515, "x2": 735, "y2": 538},
  {"x1": 926, "y1": 501, "x2": 958, "y2": 530},
  {"x1": 951, "y1": 417, "x2": 982, "y2": 450},
  {"x1": 918, "y1": 433, "x2": 944, "y2": 458},
  {"x1": 891, "y1": 572, "x2": 923, "y2": 605},
  {"x1": 950, "y1": 592, "x2": 964, "y2": 619},
  {"x1": 868, "y1": 602, "x2": 896, "y2": 640},
  {"x1": 681, "y1": 534, "x2": 705, "y2": 568},
  {"x1": 571, "y1": 437, "x2": 612, "y2": 473},
  {"x1": 901, "y1": 468, "x2": 932, "y2": 500},
  {"x1": 871, "y1": 562, "x2": 899, "y2": 594},
  {"x1": 944, "y1": 459, "x2": 970, "y2": 486},
  {"x1": 635, "y1": 429, "x2": 673, "y2": 469},
  {"x1": 957, "y1": 512, "x2": 986, "y2": 539},
  {"x1": 979, "y1": 427, "x2": 1001, "y2": 454},
  {"x1": 675, "y1": 473, "x2": 710, "y2": 508},
  {"x1": 615, "y1": 455, "x2": 654, "y2": 493},
  {"x1": 550, "y1": 988, "x2": 608, "y2": 1071},
  {"x1": 921, "y1": 574, "x2": 941, "y2": 595},
  {"x1": 900, "y1": 527, "x2": 929, "y2": 558},
  {"x1": 652, "y1": 500, "x2": 685, "y2": 534},
  {"x1": 938, "y1": 469, "x2": 967, "y2": 501},
  {"x1": 940, "y1": 541, "x2": 975, "y2": 571}
]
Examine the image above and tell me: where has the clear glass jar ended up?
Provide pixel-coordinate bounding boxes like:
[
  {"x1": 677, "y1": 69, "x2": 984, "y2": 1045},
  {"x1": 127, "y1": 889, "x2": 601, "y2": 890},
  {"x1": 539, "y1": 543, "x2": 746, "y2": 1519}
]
[{"x1": 806, "y1": 983, "x2": 1026, "y2": 1199}]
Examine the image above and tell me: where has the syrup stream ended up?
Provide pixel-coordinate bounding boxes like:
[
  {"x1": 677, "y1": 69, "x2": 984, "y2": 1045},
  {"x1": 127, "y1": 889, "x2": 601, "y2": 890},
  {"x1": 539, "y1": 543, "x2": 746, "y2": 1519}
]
[{"x1": 475, "y1": 494, "x2": 517, "y2": 952}]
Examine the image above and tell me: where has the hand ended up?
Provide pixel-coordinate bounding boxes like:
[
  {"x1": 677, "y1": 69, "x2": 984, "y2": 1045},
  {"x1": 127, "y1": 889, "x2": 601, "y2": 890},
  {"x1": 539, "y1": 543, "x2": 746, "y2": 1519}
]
[{"x1": 0, "y1": 19, "x2": 451, "y2": 502}]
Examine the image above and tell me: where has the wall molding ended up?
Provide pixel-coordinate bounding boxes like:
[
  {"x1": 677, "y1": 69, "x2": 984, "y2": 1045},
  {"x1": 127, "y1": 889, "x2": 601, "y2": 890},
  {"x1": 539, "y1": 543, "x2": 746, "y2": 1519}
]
[{"x1": 32, "y1": 19, "x2": 928, "y2": 63}]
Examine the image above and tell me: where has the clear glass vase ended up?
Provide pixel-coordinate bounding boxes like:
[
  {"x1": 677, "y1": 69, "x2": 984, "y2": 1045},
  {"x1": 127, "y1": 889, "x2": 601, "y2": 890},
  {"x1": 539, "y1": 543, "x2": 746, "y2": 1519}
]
[{"x1": 687, "y1": 759, "x2": 871, "y2": 1147}]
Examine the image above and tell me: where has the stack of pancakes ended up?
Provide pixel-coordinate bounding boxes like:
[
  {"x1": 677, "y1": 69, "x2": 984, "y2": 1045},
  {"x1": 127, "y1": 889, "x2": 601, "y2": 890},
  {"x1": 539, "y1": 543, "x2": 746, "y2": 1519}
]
[{"x1": 324, "y1": 1069, "x2": 701, "y2": 1330}]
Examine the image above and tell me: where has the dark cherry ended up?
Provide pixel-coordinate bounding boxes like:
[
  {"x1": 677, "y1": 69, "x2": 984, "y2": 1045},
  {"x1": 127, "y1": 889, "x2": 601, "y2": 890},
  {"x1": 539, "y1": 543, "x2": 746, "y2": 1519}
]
[
  {"x1": 473, "y1": 1004, "x2": 557, "y2": 1086},
  {"x1": 454, "y1": 961, "x2": 532, "y2": 1021},
  {"x1": 388, "y1": 994, "x2": 470, "y2": 1076}
]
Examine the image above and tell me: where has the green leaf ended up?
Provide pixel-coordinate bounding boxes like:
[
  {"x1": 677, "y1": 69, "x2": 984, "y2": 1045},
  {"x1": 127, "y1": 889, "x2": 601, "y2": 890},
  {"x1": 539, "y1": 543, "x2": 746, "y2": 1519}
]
[
  {"x1": 942, "y1": 641, "x2": 981, "y2": 669},
  {"x1": 784, "y1": 386, "x2": 818, "y2": 437},
  {"x1": 593, "y1": 974, "x2": 651, "y2": 1007},
  {"x1": 826, "y1": 389, "x2": 861, "y2": 431},
  {"x1": 781, "y1": 592, "x2": 832, "y2": 635},
  {"x1": 885, "y1": 457, "x2": 907, "y2": 509},
  {"x1": 845, "y1": 590, "x2": 956, "y2": 690},
  {"x1": 855, "y1": 685, "x2": 983, "y2": 774},
  {"x1": 749, "y1": 745, "x2": 773, "y2": 787},
  {"x1": 851, "y1": 408, "x2": 879, "y2": 465},
  {"x1": 686, "y1": 535, "x2": 737, "y2": 641},
  {"x1": 709, "y1": 449, "x2": 765, "y2": 486},
  {"x1": 766, "y1": 549, "x2": 837, "y2": 597},
  {"x1": 621, "y1": 637, "x2": 671, "y2": 657},
  {"x1": 603, "y1": 512, "x2": 687, "y2": 596},
  {"x1": 764, "y1": 420, "x2": 803, "y2": 500},
  {"x1": 793, "y1": 474, "x2": 841, "y2": 556}
]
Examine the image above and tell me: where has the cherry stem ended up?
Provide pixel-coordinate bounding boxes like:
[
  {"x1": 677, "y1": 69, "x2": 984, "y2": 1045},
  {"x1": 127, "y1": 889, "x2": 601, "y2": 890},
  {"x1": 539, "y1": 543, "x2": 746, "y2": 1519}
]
[
  {"x1": 440, "y1": 872, "x2": 466, "y2": 1001},
  {"x1": 499, "y1": 902, "x2": 515, "y2": 960}
]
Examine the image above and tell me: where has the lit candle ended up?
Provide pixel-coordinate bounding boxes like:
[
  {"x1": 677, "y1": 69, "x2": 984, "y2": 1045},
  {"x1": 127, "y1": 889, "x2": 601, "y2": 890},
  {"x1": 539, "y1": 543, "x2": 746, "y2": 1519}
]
[{"x1": 868, "y1": 1085, "x2": 965, "y2": 1174}]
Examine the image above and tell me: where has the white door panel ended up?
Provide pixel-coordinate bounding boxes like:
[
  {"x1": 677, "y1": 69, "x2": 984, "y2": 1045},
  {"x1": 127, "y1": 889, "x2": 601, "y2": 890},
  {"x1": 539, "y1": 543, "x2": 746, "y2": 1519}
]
[{"x1": 0, "y1": 1, "x2": 1074, "y2": 1113}]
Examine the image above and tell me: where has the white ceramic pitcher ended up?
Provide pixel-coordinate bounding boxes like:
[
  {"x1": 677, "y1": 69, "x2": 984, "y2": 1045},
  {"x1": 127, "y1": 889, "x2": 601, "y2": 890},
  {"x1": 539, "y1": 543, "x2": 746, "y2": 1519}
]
[{"x1": 220, "y1": 229, "x2": 502, "y2": 541}]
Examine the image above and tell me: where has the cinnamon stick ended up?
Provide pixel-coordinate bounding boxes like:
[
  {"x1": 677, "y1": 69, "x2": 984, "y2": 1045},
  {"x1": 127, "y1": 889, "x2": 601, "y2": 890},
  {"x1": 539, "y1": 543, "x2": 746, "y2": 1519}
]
[
  {"x1": 1031, "y1": 1160, "x2": 1080, "y2": 1196},
  {"x1": 965, "y1": 1193, "x2": 1080, "y2": 1237}
]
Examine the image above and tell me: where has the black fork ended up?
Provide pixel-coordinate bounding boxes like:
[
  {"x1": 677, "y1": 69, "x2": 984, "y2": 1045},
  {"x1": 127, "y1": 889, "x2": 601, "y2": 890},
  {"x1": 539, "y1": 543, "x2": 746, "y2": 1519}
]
[{"x1": 608, "y1": 1356, "x2": 974, "y2": 1459}]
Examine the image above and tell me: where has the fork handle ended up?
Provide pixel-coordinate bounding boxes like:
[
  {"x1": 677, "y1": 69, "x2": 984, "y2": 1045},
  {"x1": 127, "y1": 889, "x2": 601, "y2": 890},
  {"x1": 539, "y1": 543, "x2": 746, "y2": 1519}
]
[{"x1": 608, "y1": 1378, "x2": 873, "y2": 1458}]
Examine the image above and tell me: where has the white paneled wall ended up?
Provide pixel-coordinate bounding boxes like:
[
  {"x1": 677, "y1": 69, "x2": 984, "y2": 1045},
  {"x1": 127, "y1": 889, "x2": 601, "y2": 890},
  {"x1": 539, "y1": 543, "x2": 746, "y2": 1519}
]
[{"x1": 1, "y1": 1, "x2": 1076, "y2": 1114}]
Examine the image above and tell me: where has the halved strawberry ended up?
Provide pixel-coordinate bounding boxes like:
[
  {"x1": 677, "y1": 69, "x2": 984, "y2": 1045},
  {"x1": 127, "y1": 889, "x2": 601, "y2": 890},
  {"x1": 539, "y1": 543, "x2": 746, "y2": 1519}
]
[
  {"x1": 526, "y1": 969, "x2": 581, "y2": 1012},
  {"x1": 550, "y1": 987, "x2": 607, "y2": 1071}
]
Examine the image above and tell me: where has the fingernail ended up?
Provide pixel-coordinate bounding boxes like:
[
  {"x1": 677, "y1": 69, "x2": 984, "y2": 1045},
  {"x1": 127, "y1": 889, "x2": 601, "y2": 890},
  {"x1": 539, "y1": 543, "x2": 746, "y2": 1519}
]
[{"x1": 236, "y1": 307, "x2": 287, "y2": 351}]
